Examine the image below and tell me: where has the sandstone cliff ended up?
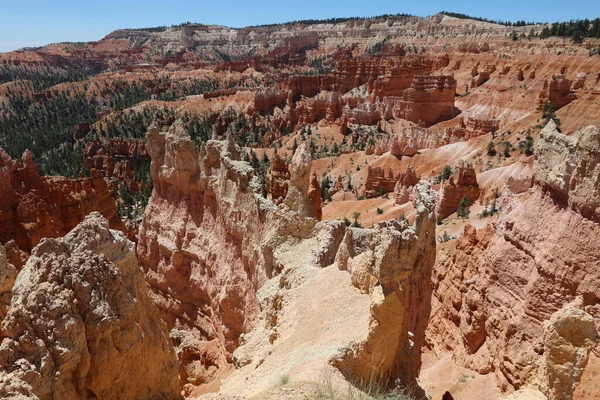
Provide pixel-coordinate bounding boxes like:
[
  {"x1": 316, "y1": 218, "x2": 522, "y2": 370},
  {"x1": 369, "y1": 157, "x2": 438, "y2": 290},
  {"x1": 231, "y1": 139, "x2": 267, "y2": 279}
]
[
  {"x1": 535, "y1": 120, "x2": 600, "y2": 222},
  {"x1": 436, "y1": 163, "x2": 481, "y2": 219},
  {"x1": 137, "y1": 121, "x2": 437, "y2": 396},
  {"x1": 333, "y1": 182, "x2": 437, "y2": 391},
  {"x1": 0, "y1": 148, "x2": 125, "y2": 256},
  {"x1": 427, "y1": 124, "x2": 600, "y2": 396},
  {"x1": 0, "y1": 212, "x2": 181, "y2": 399}
]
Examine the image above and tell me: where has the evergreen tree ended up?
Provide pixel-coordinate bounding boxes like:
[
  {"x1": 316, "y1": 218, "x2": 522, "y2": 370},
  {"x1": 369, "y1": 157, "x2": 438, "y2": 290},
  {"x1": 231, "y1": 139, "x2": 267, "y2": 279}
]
[{"x1": 457, "y1": 196, "x2": 471, "y2": 219}]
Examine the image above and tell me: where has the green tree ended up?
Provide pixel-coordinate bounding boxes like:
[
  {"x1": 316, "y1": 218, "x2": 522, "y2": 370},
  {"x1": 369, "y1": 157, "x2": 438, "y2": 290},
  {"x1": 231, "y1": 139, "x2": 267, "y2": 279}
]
[
  {"x1": 504, "y1": 142, "x2": 512, "y2": 158},
  {"x1": 351, "y1": 212, "x2": 362, "y2": 227},
  {"x1": 457, "y1": 196, "x2": 471, "y2": 219},
  {"x1": 487, "y1": 141, "x2": 497, "y2": 156}
]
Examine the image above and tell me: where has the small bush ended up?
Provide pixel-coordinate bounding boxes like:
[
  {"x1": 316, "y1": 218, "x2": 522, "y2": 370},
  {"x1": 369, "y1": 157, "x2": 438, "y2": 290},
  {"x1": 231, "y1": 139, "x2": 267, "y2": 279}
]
[
  {"x1": 487, "y1": 141, "x2": 497, "y2": 156},
  {"x1": 377, "y1": 208, "x2": 384, "y2": 215},
  {"x1": 279, "y1": 374, "x2": 290, "y2": 386}
]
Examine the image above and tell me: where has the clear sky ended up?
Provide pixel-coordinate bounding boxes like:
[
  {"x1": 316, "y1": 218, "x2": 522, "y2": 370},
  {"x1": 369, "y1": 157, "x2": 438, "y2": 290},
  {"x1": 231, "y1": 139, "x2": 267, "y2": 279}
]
[{"x1": 1, "y1": 0, "x2": 599, "y2": 52}]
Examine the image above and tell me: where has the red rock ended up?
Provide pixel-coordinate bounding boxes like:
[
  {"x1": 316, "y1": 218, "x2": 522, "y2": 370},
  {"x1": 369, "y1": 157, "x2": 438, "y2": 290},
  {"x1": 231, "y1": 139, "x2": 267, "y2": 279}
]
[
  {"x1": 266, "y1": 154, "x2": 290, "y2": 201},
  {"x1": 308, "y1": 172, "x2": 323, "y2": 221},
  {"x1": 262, "y1": 131, "x2": 280, "y2": 148},
  {"x1": 73, "y1": 122, "x2": 91, "y2": 140},
  {"x1": 391, "y1": 74, "x2": 457, "y2": 126},
  {"x1": 363, "y1": 166, "x2": 396, "y2": 198},
  {"x1": 471, "y1": 64, "x2": 496, "y2": 87},
  {"x1": 339, "y1": 114, "x2": 350, "y2": 136},
  {"x1": 0, "y1": 147, "x2": 125, "y2": 254},
  {"x1": 84, "y1": 138, "x2": 148, "y2": 194},
  {"x1": 538, "y1": 73, "x2": 577, "y2": 109},
  {"x1": 436, "y1": 163, "x2": 481, "y2": 218}
]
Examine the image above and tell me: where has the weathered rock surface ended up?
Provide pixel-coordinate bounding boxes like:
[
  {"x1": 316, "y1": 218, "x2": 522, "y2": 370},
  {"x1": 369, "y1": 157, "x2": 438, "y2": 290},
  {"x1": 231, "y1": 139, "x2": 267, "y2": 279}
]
[
  {"x1": 427, "y1": 130, "x2": 600, "y2": 394},
  {"x1": 535, "y1": 120, "x2": 600, "y2": 222},
  {"x1": 265, "y1": 154, "x2": 290, "y2": 202},
  {"x1": 284, "y1": 143, "x2": 314, "y2": 217},
  {"x1": 137, "y1": 121, "x2": 436, "y2": 396},
  {"x1": 84, "y1": 138, "x2": 149, "y2": 193},
  {"x1": 538, "y1": 298, "x2": 598, "y2": 400},
  {"x1": 333, "y1": 182, "x2": 437, "y2": 391},
  {"x1": 394, "y1": 165, "x2": 420, "y2": 205},
  {"x1": 0, "y1": 212, "x2": 181, "y2": 399},
  {"x1": 138, "y1": 124, "x2": 333, "y2": 394},
  {"x1": 436, "y1": 163, "x2": 481, "y2": 218},
  {"x1": 0, "y1": 245, "x2": 17, "y2": 323},
  {"x1": 0, "y1": 148, "x2": 125, "y2": 254},
  {"x1": 538, "y1": 74, "x2": 577, "y2": 109},
  {"x1": 363, "y1": 166, "x2": 396, "y2": 197}
]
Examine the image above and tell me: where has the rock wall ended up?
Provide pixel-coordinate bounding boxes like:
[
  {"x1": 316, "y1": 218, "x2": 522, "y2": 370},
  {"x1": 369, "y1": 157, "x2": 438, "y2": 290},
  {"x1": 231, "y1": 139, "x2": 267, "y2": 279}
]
[
  {"x1": 0, "y1": 148, "x2": 125, "y2": 255},
  {"x1": 436, "y1": 163, "x2": 481, "y2": 218},
  {"x1": 0, "y1": 213, "x2": 181, "y2": 399},
  {"x1": 0, "y1": 245, "x2": 16, "y2": 323},
  {"x1": 265, "y1": 154, "x2": 290, "y2": 201},
  {"x1": 534, "y1": 120, "x2": 600, "y2": 222},
  {"x1": 333, "y1": 182, "x2": 437, "y2": 391},
  {"x1": 84, "y1": 138, "x2": 149, "y2": 193},
  {"x1": 394, "y1": 165, "x2": 420, "y2": 205},
  {"x1": 137, "y1": 121, "x2": 436, "y2": 396},
  {"x1": 427, "y1": 125, "x2": 600, "y2": 395},
  {"x1": 538, "y1": 74, "x2": 577, "y2": 109},
  {"x1": 136, "y1": 123, "x2": 329, "y2": 394},
  {"x1": 392, "y1": 74, "x2": 457, "y2": 126},
  {"x1": 363, "y1": 166, "x2": 396, "y2": 197}
]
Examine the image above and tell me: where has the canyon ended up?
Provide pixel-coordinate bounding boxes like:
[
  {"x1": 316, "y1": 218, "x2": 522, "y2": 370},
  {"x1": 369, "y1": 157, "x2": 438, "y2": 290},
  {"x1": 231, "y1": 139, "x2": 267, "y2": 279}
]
[{"x1": 0, "y1": 9, "x2": 599, "y2": 400}]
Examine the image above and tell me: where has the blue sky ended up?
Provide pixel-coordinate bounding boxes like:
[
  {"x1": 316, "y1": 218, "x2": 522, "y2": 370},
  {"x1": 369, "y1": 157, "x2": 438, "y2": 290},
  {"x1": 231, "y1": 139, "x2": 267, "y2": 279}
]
[{"x1": 1, "y1": 0, "x2": 599, "y2": 52}]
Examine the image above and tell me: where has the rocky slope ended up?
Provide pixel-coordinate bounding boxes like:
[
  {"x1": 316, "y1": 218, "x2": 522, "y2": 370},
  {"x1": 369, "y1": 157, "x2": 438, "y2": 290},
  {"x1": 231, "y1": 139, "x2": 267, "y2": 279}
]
[
  {"x1": 136, "y1": 122, "x2": 437, "y2": 397},
  {"x1": 426, "y1": 122, "x2": 600, "y2": 398},
  {"x1": 0, "y1": 213, "x2": 181, "y2": 399}
]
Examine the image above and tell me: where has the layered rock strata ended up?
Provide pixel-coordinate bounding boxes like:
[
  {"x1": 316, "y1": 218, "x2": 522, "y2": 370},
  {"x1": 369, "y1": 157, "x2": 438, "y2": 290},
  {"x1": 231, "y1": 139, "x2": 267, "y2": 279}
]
[
  {"x1": 534, "y1": 120, "x2": 600, "y2": 222},
  {"x1": 333, "y1": 182, "x2": 436, "y2": 391},
  {"x1": 427, "y1": 124, "x2": 600, "y2": 395},
  {"x1": 137, "y1": 121, "x2": 436, "y2": 396},
  {"x1": 436, "y1": 163, "x2": 481, "y2": 218},
  {"x1": 0, "y1": 148, "x2": 124, "y2": 254}
]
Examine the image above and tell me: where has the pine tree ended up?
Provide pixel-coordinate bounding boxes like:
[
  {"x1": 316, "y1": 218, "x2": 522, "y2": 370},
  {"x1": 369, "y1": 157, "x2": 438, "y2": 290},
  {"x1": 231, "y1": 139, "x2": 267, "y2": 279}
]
[{"x1": 457, "y1": 196, "x2": 471, "y2": 219}]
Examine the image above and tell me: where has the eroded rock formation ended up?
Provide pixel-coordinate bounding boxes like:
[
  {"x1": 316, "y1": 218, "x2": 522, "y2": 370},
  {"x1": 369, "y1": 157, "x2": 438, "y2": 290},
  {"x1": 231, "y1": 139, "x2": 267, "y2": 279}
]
[
  {"x1": 0, "y1": 245, "x2": 16, "y2": 323},
  {"x1": 84, "y1": 138, "x2": 149, "y2": 193},
  {"x1": 0, "y1": 212, "x2": 181, "y2": 399},
  {"x1": 0, "y1": 148, "x2": 125, "y2": 254},
  {"x1": 333, "y1": 182, "x2": 436, "y2": 391},
  {"x1": 427, "y1": 124, "x2": 600, "y2": 394},
  {"x1": 137, "y1": 124, "x2": 328, "y2": 394},
  {"x1": 436, "y1": 163, "x2": 481, "y2": 218},
  {"x1": 538, "y1": 74, "x2": 577, "y2": 109},
  {"x1": 363, "y1": 166, "x2": 396, "y2": 197},
  {"x1": 538, "y1": 298, "x2": 598, "y2": 400},
  {"x1": 535, "y1": 120, "x2": 600, "y2": 222},
  {"x1": 394, "y1": 165, "x2": 420, "y2": 205},
  {"x1": 265, "y1": 154, "x2": 290, "y2": 201},
  {"x1": 137, "y1": 121, "x2": 435, "y2": 396}
]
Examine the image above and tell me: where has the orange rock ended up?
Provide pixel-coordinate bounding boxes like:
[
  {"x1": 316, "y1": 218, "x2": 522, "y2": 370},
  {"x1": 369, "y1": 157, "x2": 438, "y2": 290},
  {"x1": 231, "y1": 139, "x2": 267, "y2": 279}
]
[
  {"x1": 436, "y1": 163, "x2": 481, "y2": 218},
  {"x1": 538, "y1": 74, "x2": 577, "y2": 109},
  {"x1": 266, "y1": 154, "x2": 290, "y2": 201},
  {"x1": 0, "y1": 148, "x2": 125, "y2": 254},
  {"x1": 308, "y1": 171, "x2": 323, "y2": 221},
  {"x1": 363, "y1": 166, "x2": 396, "y2": 198}
]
